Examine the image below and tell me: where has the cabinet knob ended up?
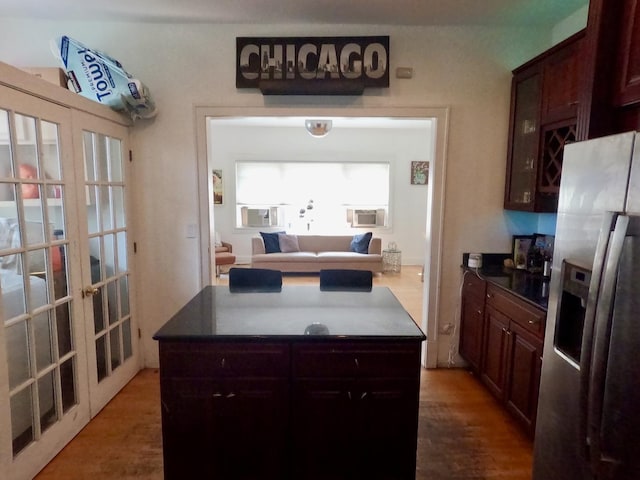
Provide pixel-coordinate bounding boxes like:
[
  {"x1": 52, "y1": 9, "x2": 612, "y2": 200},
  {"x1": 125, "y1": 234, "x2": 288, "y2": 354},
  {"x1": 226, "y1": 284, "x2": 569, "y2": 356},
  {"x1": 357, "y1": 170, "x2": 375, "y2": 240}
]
[
  {"x1": 476, "y1": 309, "x2": 482, "y2": 315},
  {"x1": 486, "y1": 293, "x2": 493, "y2": 299},
  {"x1": 221, "y1": 358, "x2": 226, "y2": 368},
  {"x1": 502, "y1": 327, "x2": 507, "y2": 333},
  {"x1": 360, "y1": 392, "x2": 368, "y2": 400},
  {"x1": 528, "y1": 319, "x2": 540, "y2": 325},
  {"x1": 354, "y1": 358, "x2": 360, "y2": 368}
]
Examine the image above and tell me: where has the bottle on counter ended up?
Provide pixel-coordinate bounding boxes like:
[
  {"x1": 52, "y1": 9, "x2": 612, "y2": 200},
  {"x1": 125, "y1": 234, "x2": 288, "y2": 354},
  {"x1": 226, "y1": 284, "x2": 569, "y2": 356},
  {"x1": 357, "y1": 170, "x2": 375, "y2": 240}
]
[
  {"x1": 527, "y1": 242, "x2": 543, "y2": 273},
  {"x1": 543, "y1": 257, "x2": 552, "y2": 277}
]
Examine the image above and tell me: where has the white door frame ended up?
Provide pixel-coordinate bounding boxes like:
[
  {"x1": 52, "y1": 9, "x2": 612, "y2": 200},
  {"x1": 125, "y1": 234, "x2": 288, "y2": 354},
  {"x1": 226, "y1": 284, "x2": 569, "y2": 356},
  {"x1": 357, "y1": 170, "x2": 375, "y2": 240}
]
[{"x1": 194, "y1": 106, "x2": 449, "y2": 368}]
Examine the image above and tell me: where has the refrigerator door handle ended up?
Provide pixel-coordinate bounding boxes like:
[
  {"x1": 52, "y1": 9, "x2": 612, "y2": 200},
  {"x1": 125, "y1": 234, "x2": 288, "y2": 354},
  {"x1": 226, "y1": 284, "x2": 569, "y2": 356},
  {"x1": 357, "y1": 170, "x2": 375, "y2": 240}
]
[
  {"x1": 579, "y1": 211, "x2": 618, "y2": 458},
  {"x1": 585, "y1": 214, "x2": 629, "y2": 475}
]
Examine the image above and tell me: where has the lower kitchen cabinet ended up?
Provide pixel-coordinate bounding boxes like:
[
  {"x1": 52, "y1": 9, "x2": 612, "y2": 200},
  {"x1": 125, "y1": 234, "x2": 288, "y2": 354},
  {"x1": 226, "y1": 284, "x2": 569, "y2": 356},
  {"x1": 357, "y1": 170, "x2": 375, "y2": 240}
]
[
  {"x1": 481, "y1": 305, "x2": 511, "y2": 400},
  {"x1": 159, "y1": 339, "x2": 422, "y2": 480},
  {"x1": 161, "y1": 377, "x2": 290, "y2": 479},
  {"x1": 504, "y1": 321, "x2": 543, "y2": 435},
  {"x1": 460, "y1": 274, "x2": 546, "y2": 437},
  {"x1": 459, "y1": 271, "x2": 487, "y2": 373}
]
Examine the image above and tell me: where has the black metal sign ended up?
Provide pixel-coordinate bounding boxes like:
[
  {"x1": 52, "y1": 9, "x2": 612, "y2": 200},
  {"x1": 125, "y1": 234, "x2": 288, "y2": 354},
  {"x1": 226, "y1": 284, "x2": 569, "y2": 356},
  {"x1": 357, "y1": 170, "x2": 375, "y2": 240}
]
[{"x1": 236, "y1": 36, "x2": 389, "y2": 95}]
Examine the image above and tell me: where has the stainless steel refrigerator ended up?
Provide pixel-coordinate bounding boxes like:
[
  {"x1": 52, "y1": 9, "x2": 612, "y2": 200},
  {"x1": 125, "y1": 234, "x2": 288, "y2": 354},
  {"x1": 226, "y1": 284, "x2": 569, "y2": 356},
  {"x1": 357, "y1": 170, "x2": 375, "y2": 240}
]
[{"x1": 533, "y1": 131, "x2": 640, "y2": 480}]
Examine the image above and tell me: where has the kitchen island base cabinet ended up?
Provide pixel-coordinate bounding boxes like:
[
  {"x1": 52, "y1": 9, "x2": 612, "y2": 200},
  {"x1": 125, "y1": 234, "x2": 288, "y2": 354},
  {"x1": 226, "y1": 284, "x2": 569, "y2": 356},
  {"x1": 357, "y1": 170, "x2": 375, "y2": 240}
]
[
  {"x1": 291, "y1": 342, "x2": 421, "y2": 480},
  {"x1": 159, "y1": 340, "x2": 422, "y2": 480},
  {"x1": 159, "y1": 341, "x2": 290, "y2": 479}
]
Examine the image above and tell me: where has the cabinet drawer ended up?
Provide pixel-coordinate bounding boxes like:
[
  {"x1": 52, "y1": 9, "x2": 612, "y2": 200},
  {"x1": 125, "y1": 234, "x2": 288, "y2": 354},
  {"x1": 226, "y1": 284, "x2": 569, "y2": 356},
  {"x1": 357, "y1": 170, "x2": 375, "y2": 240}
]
[
  {"x1": 159, "y1": 341, "x2": 290, "y2": 378},
  {"x1": 486, "y1": 285, "x2": 545, "y2": 337},
  {"x1": 462, "y1": 271, "x2": 487, "y2": 299},
  {"x1": 293, "y1": 342, "x2": 421, "y2": 378}
]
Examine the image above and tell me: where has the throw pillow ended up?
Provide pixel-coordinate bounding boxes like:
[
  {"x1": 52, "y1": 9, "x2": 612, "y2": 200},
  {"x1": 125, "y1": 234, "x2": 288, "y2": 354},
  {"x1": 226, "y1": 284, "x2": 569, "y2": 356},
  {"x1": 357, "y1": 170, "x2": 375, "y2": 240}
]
[
  {"x1": 278, "y1": 233, "x2": 300, "y2": 253},
  {"x1": 260, "y1": 231, "x2": 285, "y2": 253},
  {"x1": 350, "y1": 232, "x2": 373, "y2": 254}
]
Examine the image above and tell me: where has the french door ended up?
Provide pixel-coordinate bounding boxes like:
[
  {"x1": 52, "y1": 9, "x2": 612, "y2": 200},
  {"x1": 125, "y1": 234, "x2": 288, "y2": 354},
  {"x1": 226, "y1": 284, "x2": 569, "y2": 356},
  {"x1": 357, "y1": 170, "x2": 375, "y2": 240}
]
[
  {"x1": 0, "y1": 86, "x2": 138, "y2": 479},
  {"x1": 72, "y1": 111, "x2": 138, "y2": 414}
]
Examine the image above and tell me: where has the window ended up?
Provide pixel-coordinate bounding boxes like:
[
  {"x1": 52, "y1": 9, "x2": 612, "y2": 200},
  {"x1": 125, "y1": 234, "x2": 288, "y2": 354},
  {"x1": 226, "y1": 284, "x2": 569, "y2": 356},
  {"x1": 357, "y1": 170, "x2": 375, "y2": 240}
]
[{"x1": 235, "y1": 161, "x2": 389, "y2": 231}]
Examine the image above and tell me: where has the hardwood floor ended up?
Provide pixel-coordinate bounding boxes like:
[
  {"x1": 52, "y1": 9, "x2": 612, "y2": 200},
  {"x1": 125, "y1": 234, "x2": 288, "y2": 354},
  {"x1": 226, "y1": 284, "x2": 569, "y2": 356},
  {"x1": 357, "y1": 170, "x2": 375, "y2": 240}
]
[{"x1": 36, "y1": 267, "x2": 532, "y2": 479}]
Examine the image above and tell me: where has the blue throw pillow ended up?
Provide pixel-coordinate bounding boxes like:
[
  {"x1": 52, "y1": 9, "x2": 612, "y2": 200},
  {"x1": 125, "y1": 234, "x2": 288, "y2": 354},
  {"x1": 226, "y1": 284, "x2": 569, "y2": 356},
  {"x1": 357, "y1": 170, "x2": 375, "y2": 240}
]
[
  {"x1": 350, "y1": 232, "x2": 372, "y2": 254},
  {"x1": 260, "y1": 231, "x2": 285, "y2": 253}
]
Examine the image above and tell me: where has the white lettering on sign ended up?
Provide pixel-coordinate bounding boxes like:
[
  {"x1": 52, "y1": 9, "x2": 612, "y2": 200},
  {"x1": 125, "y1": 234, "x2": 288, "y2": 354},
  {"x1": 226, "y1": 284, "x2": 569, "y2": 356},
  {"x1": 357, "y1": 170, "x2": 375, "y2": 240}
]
[{"x1": 237, "y1": 36, "x2": 389, "y2": 88}]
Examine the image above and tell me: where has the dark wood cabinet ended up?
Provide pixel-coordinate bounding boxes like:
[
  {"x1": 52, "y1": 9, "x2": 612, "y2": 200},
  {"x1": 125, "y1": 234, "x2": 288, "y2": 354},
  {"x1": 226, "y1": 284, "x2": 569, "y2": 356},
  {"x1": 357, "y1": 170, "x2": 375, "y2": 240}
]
[
  {"x1": 459, "y1": 275, "x2": 546, "y2": 437},
  {"x1": 504, "y1": 321, "x2": 543, "y2": 436},
  {"x1": 159, "y1": 342, "x2": 290, "y2": 479},
  {"x1": 159, "y1": 339, "x2": 422, "y2": 480},
  {"x1": 291, "y1": 342, "x2": 421, "y2": 480},
  {"x1": 613, "y1": 0, "x2": 640, "y2": 108},
  {"x1": 481, "y1": 304, "x2": 510, "y2": 400},
  {"x1": 504, "y1": 31, "x2": 584, "y2": 212},
  {"x1": 578, "y1": 0, "x2": 640, "y2": 137},
  {"x1": 459, "y1": 271, "x2": 487, "y2": 373},
  {"x1": 541, "y1": 38, "x2": 582, "y2": 124},
  {"x1": 480, "y1": 284, "x2": 545, "y2": 436}
]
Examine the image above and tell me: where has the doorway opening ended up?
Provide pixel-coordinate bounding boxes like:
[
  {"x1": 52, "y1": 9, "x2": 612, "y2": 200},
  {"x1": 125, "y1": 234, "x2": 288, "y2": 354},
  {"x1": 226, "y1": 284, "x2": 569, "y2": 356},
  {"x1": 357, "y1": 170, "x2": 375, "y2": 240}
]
[{"x1": 195, "y1": 107, "x2": 449, "y2": 368}]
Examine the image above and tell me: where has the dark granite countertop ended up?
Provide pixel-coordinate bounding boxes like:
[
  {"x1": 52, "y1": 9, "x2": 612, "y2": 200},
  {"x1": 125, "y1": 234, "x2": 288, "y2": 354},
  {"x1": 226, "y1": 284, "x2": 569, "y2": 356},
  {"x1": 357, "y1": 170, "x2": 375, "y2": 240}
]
[
  {"x1": 153, "y1": 285, "x2": 426, "y2": 341},
  {"x1": 462, "y1": 253, "x2": 550, "y2": 310}
]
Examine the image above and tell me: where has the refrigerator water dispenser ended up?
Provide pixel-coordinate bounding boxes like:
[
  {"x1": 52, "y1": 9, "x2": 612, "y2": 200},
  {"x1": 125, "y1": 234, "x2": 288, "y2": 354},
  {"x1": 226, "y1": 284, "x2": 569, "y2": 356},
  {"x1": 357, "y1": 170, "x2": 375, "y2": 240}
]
[{"x1": 554, "y1": 260, "x2": 591, "y2": 365}]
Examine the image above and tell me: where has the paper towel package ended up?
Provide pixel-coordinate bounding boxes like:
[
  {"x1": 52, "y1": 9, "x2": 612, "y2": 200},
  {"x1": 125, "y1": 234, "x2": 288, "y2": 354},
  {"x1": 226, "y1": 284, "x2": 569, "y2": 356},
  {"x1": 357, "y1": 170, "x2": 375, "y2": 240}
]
[{"x1": 51, "y1": 36, "x2": 157, "y2": 121}]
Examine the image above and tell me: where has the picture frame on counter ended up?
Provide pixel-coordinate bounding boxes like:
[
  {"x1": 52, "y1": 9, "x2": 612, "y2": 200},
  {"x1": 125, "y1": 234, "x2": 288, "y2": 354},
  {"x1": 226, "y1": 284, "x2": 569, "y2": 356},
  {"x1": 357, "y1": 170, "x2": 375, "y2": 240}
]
[{"x1": 512, "y1": 235, "x2": 533, "y2": 270}]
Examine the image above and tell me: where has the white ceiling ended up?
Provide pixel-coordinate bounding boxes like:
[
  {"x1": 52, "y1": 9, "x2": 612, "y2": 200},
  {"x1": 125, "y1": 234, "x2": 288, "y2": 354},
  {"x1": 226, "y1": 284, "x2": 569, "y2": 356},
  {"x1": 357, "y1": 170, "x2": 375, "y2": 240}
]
[{"x1": 1, "y1": 0, "x2": 587, "y2": 26}]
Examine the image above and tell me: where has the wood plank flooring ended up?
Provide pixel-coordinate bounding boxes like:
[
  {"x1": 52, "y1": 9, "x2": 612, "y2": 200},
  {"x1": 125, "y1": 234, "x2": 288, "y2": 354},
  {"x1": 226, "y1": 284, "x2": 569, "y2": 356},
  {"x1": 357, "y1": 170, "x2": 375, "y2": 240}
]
[{"x1": 36, "y1": 267, "x2": 532, "y2": 479}]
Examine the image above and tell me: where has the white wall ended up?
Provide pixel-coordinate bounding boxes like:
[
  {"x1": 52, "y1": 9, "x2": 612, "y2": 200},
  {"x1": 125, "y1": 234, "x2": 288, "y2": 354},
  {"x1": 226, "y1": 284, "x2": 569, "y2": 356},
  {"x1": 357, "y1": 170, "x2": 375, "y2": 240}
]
[
  {"x1": 0, "y1": 19, "x2": 555, "y2": 367},
  {"x1": 209, "y1": 122, "x2": 431, "y2": 265}
]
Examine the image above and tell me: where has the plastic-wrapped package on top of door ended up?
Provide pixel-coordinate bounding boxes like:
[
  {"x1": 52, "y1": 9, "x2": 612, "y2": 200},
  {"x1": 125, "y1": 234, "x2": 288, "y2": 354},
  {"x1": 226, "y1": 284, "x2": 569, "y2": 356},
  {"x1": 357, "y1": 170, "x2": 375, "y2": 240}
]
[{"x1": 51, "y1": 35, "x2": 157, "y2": 121}]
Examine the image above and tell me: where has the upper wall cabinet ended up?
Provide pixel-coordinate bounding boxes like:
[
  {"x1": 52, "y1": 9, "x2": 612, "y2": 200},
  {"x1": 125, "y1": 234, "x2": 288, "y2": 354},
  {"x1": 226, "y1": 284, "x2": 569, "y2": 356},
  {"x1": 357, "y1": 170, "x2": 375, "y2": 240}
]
[
  {"x1": 579, "y1": 0, "x2": 640, "y2": 138},
  {"x1": 613, "y1": 0, "x2": 640, "y2": 108},
  {"x1": 504, "y1": 31, "x2": 584, "y2": 212}
]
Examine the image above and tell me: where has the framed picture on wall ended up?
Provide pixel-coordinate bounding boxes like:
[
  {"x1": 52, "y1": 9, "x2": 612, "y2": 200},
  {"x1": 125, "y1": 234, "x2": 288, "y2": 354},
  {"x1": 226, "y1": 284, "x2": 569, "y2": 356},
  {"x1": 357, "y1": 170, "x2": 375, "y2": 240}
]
[
  {"x1": 410, "y1": 161, "x2": 429, "y2": 185},
  {"x1": 212, "y1": 169, "x2": 223, "y2": 205}
]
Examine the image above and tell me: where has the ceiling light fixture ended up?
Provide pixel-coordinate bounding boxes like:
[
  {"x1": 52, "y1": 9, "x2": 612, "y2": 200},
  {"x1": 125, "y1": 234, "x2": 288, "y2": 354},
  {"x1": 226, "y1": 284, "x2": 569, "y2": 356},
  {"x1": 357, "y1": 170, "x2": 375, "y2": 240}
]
[{"x1": 305, "y1": 119, "x2": 332, "y2": 138}]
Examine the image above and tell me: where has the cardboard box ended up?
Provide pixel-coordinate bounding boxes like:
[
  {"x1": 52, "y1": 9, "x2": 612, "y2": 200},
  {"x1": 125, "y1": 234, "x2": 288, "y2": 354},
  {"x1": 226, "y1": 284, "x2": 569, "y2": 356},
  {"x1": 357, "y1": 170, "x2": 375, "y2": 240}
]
[{"x1": 21, "y1": 67, "x2": 68, "y2": 88}]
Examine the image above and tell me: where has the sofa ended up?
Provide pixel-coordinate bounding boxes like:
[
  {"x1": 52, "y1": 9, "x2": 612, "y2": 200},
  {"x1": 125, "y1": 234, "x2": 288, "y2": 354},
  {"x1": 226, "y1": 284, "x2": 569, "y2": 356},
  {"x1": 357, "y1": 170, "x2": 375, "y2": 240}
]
[{"x1": 251, "y1": 234, "x2": 383, "y2": 273}]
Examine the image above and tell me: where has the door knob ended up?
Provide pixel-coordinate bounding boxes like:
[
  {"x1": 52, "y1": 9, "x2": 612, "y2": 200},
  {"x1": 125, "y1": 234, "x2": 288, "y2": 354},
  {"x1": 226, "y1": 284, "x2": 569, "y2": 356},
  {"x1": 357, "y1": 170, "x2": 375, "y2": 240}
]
[{"x1": 84, "y1": 286, "x2": 99, "y2": 297}]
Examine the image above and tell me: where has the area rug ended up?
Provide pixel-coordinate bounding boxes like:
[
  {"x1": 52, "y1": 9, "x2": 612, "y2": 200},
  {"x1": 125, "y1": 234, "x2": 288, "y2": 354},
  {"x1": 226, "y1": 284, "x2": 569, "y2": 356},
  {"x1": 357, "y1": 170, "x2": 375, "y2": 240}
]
[{"x1": 416, "y1": 400, "x2": 488, "y2": 480}]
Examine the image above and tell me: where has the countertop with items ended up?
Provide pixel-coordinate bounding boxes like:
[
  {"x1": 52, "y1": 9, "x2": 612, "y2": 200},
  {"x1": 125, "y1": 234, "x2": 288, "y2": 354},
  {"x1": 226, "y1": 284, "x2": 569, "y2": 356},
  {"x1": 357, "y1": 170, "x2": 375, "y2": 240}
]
[{"x1": 462, "y1": 253, "x2": 550, "y2": 310}]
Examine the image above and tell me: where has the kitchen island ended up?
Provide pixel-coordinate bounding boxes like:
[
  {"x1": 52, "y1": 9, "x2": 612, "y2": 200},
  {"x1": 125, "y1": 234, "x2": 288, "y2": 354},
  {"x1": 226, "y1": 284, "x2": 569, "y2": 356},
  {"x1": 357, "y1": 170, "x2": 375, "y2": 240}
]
[{"x1": 154, "y1": 285, "x2": 426, "y2": 480}]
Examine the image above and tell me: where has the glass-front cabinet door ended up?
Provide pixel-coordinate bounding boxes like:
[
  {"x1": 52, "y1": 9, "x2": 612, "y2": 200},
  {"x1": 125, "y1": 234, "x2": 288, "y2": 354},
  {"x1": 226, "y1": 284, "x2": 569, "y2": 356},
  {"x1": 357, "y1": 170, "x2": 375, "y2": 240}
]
[{"x1": 504, "y1": 68, "x2": 541, "y2": 210}]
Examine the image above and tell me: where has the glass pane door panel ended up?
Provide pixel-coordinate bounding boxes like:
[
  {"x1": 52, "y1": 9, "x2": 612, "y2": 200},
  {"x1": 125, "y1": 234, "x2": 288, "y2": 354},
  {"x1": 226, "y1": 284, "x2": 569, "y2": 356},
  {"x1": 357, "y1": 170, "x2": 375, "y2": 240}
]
[
  {"x1": 81, "y1": 129, "x2": 133, "y2": 392},
  {"x1": 38, "y1": 371, "x2": 56, "y2": 433},
  {"x1": 0, "y1": 99, "x2": 80, "y2": 460},
  {"x1": 33, "y1": 311, "x2": 53, "y2": 371},
  {"x1": 10, "y1": 386, "x2": 34, "y2": 455},
  {"x1": 56, "y1": 303, "x2": 72, "y2": 356},
  {"x1": 6, "y1": 321, "x2": 29, "y2": 389},
  {"x1": 59, "y1": 358, "x2": 76, "y2": 413}
]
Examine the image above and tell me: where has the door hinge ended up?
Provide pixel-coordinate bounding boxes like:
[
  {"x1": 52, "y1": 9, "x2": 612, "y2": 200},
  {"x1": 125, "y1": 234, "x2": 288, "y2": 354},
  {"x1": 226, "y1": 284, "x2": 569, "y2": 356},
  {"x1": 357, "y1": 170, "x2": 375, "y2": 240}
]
[
  {"x1": 129, "y1": 150, "x2": 133, "y2": 162},
  {"x1": 133, "y1": 242, "x2": 137, "y2": 253},
  {"x1": 138, "y1": 328, "x2": 141, "y2": 339}
]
